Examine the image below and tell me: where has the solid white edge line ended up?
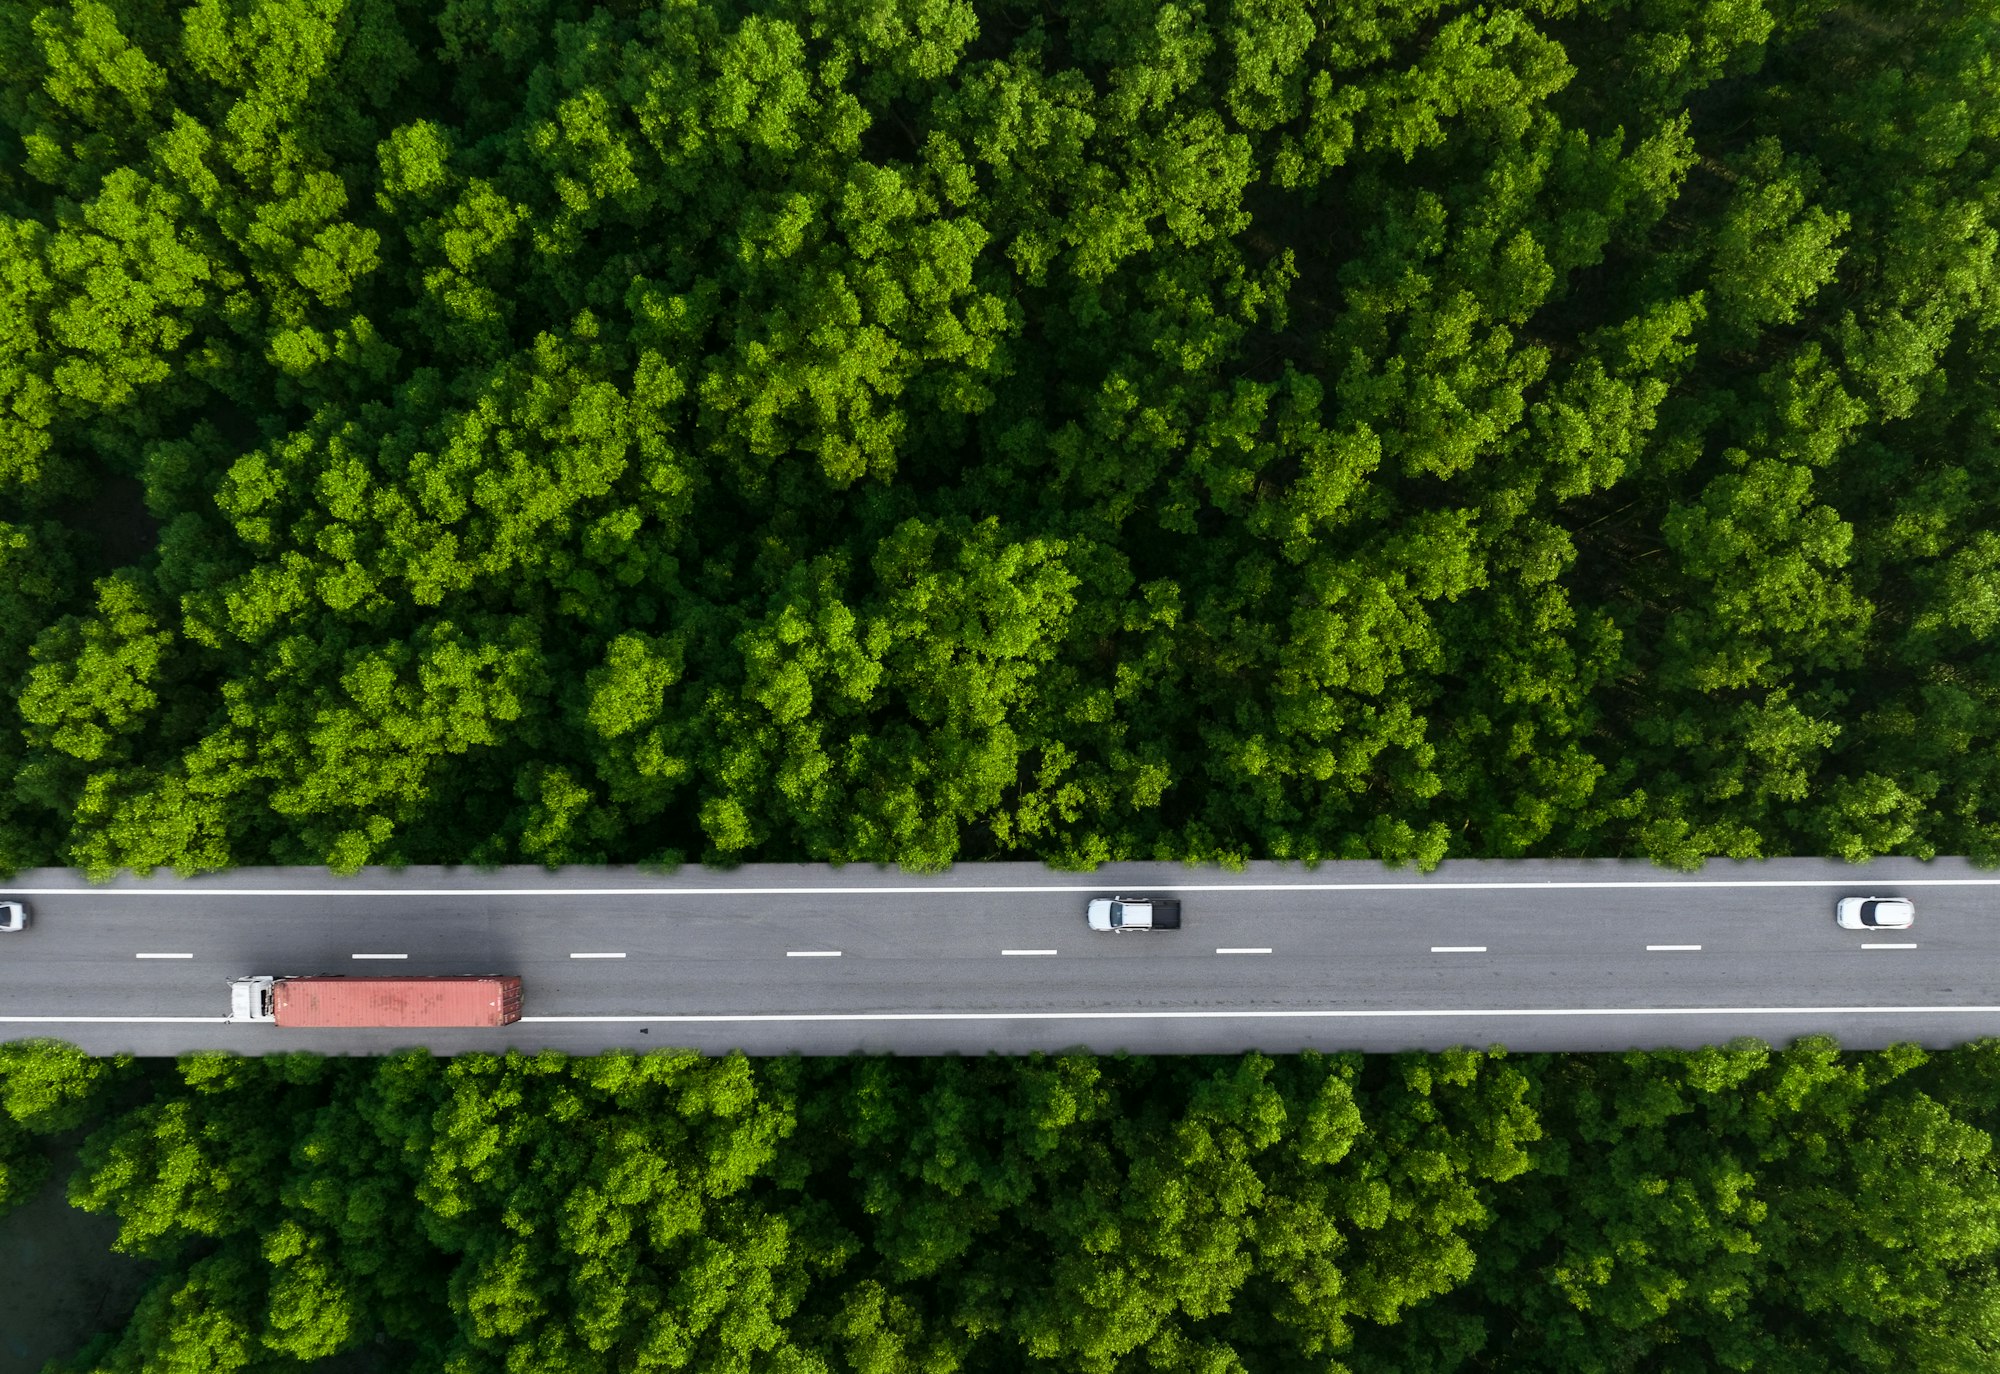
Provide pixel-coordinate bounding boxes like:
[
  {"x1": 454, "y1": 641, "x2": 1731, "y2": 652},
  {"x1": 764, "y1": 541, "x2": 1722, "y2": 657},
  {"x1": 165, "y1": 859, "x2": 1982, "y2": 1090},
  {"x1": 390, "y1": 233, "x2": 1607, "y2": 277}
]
[
  {"x1": 0, "y1": 1017, "x2": 229, "y2": 1023},
  {"x1": 1001, "y1": 949, "x2": 1058, "y2": 956},
  {"x1": 514, "y1": 1004, "x2": 2000, "y2": 1024},
  {"x1": 351, "y1": 953, "x2": 407, "y2": 960},
  {"x1": 4, "y1": 1004, "x2": 2000, "y2": 1026},
  {"x1": 1862, "y1": 942, "x2": 1918, "y2": 949},
  {"x1": 569, "y1": 952, "x2": 627, "y2": 959},
  {"x1": 134, "y1": 952, "x2": 193, "y2": 959},
  {"x1": 1646, "y1": 944, "x2": 1702, "y2": 951},
  {"x1": 1216, "y1": 947, "x2": 1273, "y2": 954},
  {"x1": 1431, "y1": 946, "x2": 1486, "y2": 953},
  {"x1": 786, "y1": 950, "x2": 842, "y2": 958},
  {"x1": 11, "y1": 878, "x2": 2000, "y2": 897}
]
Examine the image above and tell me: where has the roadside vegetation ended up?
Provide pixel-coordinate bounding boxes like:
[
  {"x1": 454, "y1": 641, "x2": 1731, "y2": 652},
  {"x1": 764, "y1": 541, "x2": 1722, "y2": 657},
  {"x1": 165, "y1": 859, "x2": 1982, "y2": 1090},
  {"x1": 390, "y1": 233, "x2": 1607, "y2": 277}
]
[
  {"x1": 6, "y1": 0, "x2": 1999, "y2": 1366},
  {"x1": 4, "y1": 0, "x2": 1998, "y2": 877},
  {"x1": 0, "y1": 1037, "x2": 1996, "y2": 1372}
]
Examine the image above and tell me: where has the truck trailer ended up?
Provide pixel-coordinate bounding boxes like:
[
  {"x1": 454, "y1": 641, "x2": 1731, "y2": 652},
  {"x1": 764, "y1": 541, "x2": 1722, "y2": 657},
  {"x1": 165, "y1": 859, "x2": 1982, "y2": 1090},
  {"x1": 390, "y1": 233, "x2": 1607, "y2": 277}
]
[{"x1": 229, "y1": 975, "x2": 524, "y2": 1027}]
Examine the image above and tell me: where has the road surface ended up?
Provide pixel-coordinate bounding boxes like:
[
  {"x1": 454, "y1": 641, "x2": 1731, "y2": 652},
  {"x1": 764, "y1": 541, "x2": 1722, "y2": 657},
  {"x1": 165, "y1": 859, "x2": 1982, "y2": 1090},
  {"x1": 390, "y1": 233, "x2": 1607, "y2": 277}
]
[{"x1": 0, "y1": 857, "x2": 1995, "y2": 1056}]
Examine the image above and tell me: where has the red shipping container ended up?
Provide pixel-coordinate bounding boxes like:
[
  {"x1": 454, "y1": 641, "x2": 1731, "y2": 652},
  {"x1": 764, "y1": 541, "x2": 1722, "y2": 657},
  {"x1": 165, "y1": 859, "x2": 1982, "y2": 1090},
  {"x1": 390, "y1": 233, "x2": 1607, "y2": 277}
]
[{"x1": 272, "y1": 976, "x2": 524, "y2": 1027}]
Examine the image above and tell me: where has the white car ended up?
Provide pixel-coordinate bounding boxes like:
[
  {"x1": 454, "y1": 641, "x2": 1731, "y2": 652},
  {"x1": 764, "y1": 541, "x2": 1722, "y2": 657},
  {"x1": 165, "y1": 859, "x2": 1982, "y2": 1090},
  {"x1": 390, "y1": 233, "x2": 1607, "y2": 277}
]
[
  {"x1": 1836, "y1": 896, "x2": 1913, "y2": 930},
  {"x1": 0, "y1": 900, "x2": 26, "y2": 933}
]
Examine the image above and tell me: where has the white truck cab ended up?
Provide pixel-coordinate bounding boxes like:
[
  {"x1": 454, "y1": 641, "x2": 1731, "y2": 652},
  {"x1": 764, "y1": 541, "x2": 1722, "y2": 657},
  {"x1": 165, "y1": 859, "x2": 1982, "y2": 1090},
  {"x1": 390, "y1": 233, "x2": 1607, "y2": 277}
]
[{"x1": 229, "y1": 977, "x2": 277, "y2": 1023}]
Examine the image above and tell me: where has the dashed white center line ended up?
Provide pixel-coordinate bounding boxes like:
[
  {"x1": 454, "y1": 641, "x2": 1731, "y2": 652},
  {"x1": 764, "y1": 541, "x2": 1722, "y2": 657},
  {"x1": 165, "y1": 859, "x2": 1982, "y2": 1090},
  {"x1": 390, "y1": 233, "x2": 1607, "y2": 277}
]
[
  {"x1": 1431, "y1": 945, "x2": 1487, "y2": 953},
  {"x1": 134, "y1": 952, "x2": 192, "y2": 959},
  {"x1": 1862, "y1": 942, "x2": 1918, "y2": 949},
  {"x1": 1647, "y1": 944, "x2": 1702, "y2": 952},
  {"x1": 569, "y1": 952, "x2": 626, "y2": 959},
  {"x1": 1002, "y1": 949, "x2": 1058, "y2": 956},
  {"x1": 1216, "y1": 947, "x2": 1273, "y2": 955},
  {"x1": 351, "y1": 953, "x2": 407, "y2": 960},
  {"x1": 787, "y1": 950, "x2": 842, "y2": 958}
]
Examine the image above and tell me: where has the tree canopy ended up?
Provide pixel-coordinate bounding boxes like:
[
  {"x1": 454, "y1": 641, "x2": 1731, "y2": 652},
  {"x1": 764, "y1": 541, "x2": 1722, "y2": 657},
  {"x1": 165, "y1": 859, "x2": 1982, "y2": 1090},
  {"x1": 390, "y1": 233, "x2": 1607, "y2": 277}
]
[
  {"x1": 3, "y1": 0, "x2": 1997, "y2": 875},
  {"x1": 5, "y1": 1038, "x2": 2000, "y2": 1371}
]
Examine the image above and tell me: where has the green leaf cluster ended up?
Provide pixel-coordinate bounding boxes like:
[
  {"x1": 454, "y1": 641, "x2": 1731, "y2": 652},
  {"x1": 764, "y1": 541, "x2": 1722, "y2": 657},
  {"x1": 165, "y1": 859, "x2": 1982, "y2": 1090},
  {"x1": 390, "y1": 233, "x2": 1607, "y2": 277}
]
[
  {"x1": 13, "y1": 1039, "x2": 2000, "y2": 1370},
  {"x1": 3, "y1": 1, "x2": 1999, "y2": 873},
  {"x1": 0, "y1": 1038, "x2": 130, "y2": 1215}
]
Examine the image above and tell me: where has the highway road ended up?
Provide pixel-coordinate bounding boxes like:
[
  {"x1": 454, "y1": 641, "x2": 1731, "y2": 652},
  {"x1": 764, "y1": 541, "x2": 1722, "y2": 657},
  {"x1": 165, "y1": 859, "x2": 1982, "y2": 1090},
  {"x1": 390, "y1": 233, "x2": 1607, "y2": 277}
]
[{"x1": 0, "y1": 857, "x2": 1997, "y2": 1056}]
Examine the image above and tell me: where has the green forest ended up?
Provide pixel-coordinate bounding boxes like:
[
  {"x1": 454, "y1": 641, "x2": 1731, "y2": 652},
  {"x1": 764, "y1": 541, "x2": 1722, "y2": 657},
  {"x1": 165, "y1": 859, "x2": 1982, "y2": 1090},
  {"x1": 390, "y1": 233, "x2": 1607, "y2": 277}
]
[
  {"x1": 3, "y1": 1037, "x2": 2000, "y2": 1372},
  {"x1": 6, "y1": 0, "x2": 2000, "y2": 1368},
  {"x1": 3, "y1": 0, "x2": 1997, "y2": 876}
]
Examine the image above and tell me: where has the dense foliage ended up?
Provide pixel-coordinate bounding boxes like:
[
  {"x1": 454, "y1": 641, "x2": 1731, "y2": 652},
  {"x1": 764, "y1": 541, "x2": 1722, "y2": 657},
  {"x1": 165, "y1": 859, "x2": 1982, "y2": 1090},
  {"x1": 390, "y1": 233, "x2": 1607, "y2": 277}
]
[
  {"x1": 0, "y1": 1038, "x2": 121, "y2": 1210},
  {"x1": 4, "y1": 0, "x2": 1998, "y2": 875},
  {"x1": 0, "y1": 1038, "x2": 1994, "y2": 1371}
]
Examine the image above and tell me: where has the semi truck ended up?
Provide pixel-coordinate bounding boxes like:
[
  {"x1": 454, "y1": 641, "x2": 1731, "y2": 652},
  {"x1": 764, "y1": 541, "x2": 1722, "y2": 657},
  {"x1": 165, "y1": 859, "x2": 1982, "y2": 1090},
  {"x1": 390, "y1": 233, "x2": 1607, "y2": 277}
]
[
  {"x1": 1087, "y1": 895, "x2": 1182, "y2": 931},
  {"x1": 228, "y1": 975, "x2": 524, "y2": 1027}
]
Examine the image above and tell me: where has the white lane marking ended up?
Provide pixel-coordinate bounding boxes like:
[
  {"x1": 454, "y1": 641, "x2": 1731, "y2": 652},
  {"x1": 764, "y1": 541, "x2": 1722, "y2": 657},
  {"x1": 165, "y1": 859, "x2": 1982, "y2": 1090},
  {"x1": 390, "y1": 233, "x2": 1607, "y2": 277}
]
[
  {"x1": 569, "y1": 952, "x2": 626, "y2": 959},
  {"x1": 0, "y1": 1017, "x2": 227, "y2": 1023},
  {"x1": 134, "y1": 952, "x2": 193, "y2": 959},
  {"x1": 786, "y1": 950, "x2": 842, "y2": 958},
  {"x1": 1431, "y1": 945, "x2": 1486, "y2": 953},
  {"x1": 351, "y1": 953, "x2": 407, "y2": 960},
  {"x1": 1002, "y1": 949, "x2": 1058, "y2": 956},
  {"x1": 1863, "y1": 942, "x2": 1918, "y2": 949},
  {"x1": 1647, "y1": 944, "x2": 1702, "y2": 951},
  {"x1": 15, "y1": 877, "x2": 2000, "y2": 897},
  {"x1": 1216, "y1": 947, "x2": 1273, "y2": 955},
  {"x1": 519, "y1": 1003, "x2": 2000, "y2": 1024}
]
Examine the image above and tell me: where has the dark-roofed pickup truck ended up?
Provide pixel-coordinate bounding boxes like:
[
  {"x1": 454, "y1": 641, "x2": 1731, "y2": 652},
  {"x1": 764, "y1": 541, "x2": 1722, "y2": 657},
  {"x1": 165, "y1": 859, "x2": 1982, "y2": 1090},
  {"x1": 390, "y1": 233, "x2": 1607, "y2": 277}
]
[{"x1": 1087, "y1": 896, "x2": 1181, "y2": 931}]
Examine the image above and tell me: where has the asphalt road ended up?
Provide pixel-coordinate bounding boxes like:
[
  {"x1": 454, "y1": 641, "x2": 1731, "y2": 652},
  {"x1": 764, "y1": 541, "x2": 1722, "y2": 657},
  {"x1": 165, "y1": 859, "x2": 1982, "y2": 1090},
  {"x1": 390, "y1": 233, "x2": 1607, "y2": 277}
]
[{"x1": 1, "y1": 857, "x2": 1996, "y2": 1056}]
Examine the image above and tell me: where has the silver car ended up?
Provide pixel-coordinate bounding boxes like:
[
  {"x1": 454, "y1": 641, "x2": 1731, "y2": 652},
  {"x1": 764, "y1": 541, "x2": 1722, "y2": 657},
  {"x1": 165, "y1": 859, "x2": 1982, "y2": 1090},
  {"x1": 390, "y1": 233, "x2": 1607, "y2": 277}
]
[
  {"x1": 1836, "y1": 896, "x2": 1913, "y2": 930},
  {"x1": 0, "y1": 900, "x2": 26, "y2": 933}
]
